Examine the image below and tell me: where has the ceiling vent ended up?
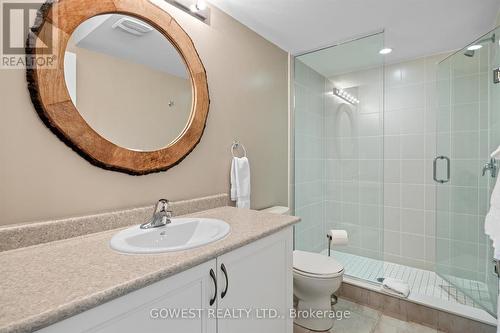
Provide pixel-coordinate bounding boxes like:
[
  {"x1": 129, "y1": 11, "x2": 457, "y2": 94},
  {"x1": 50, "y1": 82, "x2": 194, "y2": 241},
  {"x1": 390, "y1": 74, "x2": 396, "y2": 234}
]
[{"x1": 112, "y1": 17, "x2": 154, "y2": 36}]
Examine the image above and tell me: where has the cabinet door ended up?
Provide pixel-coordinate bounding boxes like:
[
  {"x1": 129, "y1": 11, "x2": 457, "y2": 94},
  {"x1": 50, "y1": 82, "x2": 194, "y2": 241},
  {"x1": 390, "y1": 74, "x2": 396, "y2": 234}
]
[
  {"x1": 217, "y1": 227, "x2": 293, "y2": 333},
  {"x1": 37, "y1": 260, "x2": 217, "y2": 333}
]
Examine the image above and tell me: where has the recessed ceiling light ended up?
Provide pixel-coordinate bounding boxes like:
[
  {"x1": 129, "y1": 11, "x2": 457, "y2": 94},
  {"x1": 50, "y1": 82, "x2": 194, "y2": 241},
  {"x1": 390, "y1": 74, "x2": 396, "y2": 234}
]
[
  {"x1": 467, "y1": 44, "x2": 483, "y2": 51},
  {"x1": 379, "y1": 48, "x2": 392, "y2": 55}
]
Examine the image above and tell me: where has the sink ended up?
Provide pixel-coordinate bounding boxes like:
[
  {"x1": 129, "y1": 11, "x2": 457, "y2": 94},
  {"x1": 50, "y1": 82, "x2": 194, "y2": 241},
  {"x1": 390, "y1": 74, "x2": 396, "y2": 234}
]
[{"x1": 110, "y1": 218, "x2": 230, "y2": 254}]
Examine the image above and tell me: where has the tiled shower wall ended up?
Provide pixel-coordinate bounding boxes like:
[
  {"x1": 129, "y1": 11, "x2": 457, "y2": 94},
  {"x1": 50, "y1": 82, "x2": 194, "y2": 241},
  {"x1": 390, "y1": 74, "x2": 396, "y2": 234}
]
[
  {"x1": 325, "y1": 67, "x2": 385, "y2": 260},
  {"x1": 294, "y1": 59, "x2": 326, "y2": 253},
  {"x1": 381, "y1": 53, "x2": 448, "y2": 270},
  {"x1": 436, "y1": 43, "x2": 494, "y2": 284},
  {"x1": 294, "y1": 54, "x2": 450, "y2": 270},
  {"x1": 324, "y1": 54, "x2": 449, "y2": 270}
]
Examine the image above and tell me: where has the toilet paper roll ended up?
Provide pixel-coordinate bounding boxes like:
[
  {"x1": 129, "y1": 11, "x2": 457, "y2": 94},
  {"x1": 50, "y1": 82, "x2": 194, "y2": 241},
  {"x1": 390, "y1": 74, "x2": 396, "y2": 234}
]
[{"x1": 327, "y1": 229, "x2": 348, "y2": 245}]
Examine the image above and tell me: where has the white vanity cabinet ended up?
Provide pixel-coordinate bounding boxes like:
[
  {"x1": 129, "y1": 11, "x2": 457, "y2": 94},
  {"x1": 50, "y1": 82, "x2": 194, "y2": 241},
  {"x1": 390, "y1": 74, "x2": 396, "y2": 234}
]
[
  {"x1": 38, "y1": 260, "x2": 218, "y2": 333},
  {"x1": 37, "y1": 227, "x2": 293, "y2": 333},
  {"x1": 217, "y1": 228, "x2": 293, "y2": 333}
]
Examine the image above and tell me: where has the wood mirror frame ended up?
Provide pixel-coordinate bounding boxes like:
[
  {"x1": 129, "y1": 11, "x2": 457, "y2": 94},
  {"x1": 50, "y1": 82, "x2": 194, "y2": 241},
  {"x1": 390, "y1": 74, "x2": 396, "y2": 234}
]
[{"x1": 26, "y1": 0, "x2": 209, "y2": 175}]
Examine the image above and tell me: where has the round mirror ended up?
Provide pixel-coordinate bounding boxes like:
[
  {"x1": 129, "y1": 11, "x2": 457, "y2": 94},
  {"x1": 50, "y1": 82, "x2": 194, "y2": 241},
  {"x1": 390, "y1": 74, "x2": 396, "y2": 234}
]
[{"x1": 64, "y1": 14, "x2": 193, "y2": 151}]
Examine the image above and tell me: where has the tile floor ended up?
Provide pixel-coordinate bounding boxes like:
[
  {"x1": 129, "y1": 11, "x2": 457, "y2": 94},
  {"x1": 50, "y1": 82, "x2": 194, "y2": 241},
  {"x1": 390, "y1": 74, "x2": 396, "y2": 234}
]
[
  {"x1": 294, "y1": 298, "x2": 444, "y2": 333},
  {"x1": 326, "y1": 250, "x2": 493, "y2": 310}
]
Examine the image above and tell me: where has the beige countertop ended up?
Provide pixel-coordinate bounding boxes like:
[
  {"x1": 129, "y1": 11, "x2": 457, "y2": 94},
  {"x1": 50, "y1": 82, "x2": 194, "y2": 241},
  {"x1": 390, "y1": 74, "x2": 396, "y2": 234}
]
[{"x1": 0, "y1": 206, "x2": 299, "y2": 333}]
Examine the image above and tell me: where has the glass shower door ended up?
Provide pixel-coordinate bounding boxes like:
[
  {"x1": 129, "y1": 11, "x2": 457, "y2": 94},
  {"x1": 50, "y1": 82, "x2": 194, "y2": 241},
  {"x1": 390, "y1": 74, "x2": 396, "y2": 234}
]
[
  {"x1": 435, "y1": 27, "x2": 500, "y2": 316},
  {"x1": 293, "y1": 32, "x2": 385, "y2": 283}
]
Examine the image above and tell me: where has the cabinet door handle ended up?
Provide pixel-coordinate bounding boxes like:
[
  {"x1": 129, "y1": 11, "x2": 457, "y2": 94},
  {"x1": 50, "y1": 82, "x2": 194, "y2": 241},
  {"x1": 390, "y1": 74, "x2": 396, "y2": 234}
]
[
  {"x1": 221, "y1": 263, "x2": 229, "y2": 298},
  {"x1": 209, "y1": 268, "x2": 217, "y2": 306}
]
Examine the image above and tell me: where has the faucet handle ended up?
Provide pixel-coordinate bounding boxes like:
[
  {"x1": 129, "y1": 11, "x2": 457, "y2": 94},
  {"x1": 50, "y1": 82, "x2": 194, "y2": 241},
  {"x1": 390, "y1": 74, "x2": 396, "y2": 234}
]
[
  {"x1": 482, "y1": 158, "x2": 498, "y2": 178},
  {"x1": 155, "y1": 199, "x2": 170, "y2": 212},
  {"x1": 141, "y1": 199, "x2": 172, "y2": 229},
  {"x1": 157, "y1": 209, "x2": 172, "y2": 226}
]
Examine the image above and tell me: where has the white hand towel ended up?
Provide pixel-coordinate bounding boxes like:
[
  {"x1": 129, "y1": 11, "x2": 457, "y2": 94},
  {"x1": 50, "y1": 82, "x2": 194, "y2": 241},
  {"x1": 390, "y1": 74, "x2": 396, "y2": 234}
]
[
  {"x1": 485, "y1": 146, "x2": 500, "y2": 259},
  {"x1": 381, "y1": 277, "x2": 410, "y2": 298},
  {"x1": 230, "y1": 158, "x2": 237, "y2": 201},
  {"x1": 491, "y1": 146, "x2": 500, "y2": 159},
  {"x1": 230, "y1": 157, "x2": 251, "y2": 209},
  {"x1": 481, "y1": 148, "x2": 500, "y2": 330}
]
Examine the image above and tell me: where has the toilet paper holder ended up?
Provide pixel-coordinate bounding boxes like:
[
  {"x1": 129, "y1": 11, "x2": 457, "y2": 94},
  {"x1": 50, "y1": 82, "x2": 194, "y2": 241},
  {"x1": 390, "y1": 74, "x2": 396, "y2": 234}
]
[
  {"x1": 327, "y1": 234, "x2": 332, "y2": 257},
  {"x1": 326, "y1": 230, "x2": 348, "y2": 257}
]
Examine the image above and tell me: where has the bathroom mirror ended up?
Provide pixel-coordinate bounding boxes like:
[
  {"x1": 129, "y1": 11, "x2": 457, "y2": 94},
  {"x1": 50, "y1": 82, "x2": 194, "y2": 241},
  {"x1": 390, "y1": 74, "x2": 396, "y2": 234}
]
[
  {"x1": 64, "y1": 14, "x2": 193, "y2": 152},
  {"x1": 26, "y1": 0, "x2": 209, "y2": 175}
]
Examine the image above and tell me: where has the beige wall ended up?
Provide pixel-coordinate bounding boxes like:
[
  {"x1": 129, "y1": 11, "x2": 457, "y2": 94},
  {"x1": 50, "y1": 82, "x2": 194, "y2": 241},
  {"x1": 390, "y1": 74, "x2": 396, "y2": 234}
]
[
  {"x1": 0, "y1": 4, "x2": 289, "y2": 225},
  {"x1": 73, "y1": 46, "x2": 192, "y2": 151}
]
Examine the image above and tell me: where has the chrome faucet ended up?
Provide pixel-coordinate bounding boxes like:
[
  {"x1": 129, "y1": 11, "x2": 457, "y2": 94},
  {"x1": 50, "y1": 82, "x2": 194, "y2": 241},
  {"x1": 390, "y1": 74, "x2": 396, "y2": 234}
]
[
  {"x1": 140, "y1": 199, "x2": 172, "y2": 229},
  {"x1": 482, "y1": 158, "x2": 498, "y2": 178}
]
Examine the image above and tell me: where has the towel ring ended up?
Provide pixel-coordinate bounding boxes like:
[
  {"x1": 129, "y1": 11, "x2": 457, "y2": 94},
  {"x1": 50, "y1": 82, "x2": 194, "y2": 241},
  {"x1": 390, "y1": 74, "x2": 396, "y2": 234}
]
[{"x1": 231, "y1": 141, "x2": 247, "y2": 158}]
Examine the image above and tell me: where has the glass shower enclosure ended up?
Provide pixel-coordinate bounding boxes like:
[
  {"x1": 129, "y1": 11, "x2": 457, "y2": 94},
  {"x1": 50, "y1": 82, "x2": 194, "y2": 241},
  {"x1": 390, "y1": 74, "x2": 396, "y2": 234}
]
[
  {"x1": 293, "y1": 32, "x2": 385, "y2": 282},
  {"x1": 293, "y1": 27, "x2": 500, "y2": 318},
  {"x1": 435, "y1": 27, "x2": 500, "y2": 316}
]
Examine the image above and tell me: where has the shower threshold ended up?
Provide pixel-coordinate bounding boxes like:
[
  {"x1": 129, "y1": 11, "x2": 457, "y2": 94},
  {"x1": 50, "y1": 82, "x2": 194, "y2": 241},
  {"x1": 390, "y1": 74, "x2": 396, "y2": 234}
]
[{"x1": 321, "y1": 249, "x2": 496, "y2": 326}]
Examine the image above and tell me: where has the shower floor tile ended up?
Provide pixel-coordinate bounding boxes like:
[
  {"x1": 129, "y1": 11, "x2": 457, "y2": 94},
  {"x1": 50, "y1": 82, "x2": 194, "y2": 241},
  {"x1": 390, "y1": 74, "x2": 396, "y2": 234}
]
[{"x1": 323, "y1": 250, "x2": 493, "y2": 311}]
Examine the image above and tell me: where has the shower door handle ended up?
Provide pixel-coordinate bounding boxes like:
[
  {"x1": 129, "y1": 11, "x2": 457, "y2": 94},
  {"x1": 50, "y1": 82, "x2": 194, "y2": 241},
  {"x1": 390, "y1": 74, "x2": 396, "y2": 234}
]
[{"x1": 433, "y1": 156, "x2": 450, "y2": 184}]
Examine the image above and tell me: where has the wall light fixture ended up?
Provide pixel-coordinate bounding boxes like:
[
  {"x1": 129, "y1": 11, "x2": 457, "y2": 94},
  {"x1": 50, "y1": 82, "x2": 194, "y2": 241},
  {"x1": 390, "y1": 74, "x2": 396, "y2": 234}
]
[
  {"x1": 163, "y1": 0, "x2": 211, "y2": 24},
  {"x1": 333, "y1": 88, "x2": 359, "y2": 105}
]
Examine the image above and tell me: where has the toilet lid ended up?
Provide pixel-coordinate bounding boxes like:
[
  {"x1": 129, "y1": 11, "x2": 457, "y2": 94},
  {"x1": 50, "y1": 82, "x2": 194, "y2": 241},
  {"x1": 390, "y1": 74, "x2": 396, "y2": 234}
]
[{"x1": 293, "y1": 250, "x2": 344, "y2": 276}]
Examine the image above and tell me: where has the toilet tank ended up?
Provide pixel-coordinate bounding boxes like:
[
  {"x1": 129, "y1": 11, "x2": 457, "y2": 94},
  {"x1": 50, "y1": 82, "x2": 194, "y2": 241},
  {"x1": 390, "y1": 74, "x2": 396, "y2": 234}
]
[{"x1": 260, "y1": 206, "x2": 290, "y2": 215}]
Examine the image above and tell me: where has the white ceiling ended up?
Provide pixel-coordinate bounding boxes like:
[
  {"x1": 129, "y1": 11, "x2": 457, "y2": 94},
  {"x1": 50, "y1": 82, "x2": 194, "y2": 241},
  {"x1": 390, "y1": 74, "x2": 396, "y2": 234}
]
[
  {"x1": 74, "y1": 14, "x2": 188, "y2": 78},
  {"x1": 297, "y1": 32, "x2": 385, "y2": 77},
  {"x1": 209, "y1": 0, "x2": 500, "y2": 63}
]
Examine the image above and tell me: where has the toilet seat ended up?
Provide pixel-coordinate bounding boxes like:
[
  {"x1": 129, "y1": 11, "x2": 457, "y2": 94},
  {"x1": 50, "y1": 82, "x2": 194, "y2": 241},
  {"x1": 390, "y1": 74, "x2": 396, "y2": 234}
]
[
  {"x1": 293, "y1": 250, "x2": 344, "y2": 278},
  {"x1": 293, "y1": 267, "x2": 344, "y2": 279}
]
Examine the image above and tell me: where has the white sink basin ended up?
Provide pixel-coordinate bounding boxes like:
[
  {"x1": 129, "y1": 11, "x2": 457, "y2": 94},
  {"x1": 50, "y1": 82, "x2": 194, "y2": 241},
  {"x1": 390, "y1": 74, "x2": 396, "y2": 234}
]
[{"x1": 110, "y1": 218, "x2": 230, "y2": 254}]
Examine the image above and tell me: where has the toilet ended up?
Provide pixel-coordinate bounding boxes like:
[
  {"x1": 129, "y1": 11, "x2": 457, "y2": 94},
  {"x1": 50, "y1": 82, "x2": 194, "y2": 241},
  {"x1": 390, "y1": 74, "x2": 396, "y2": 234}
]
[
  {"x1": 261, "y1": 206, "x2": 345, "y2": 331},
  {"x1": 293, "y1": 250, "x2": 344, "y2": 331}
]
